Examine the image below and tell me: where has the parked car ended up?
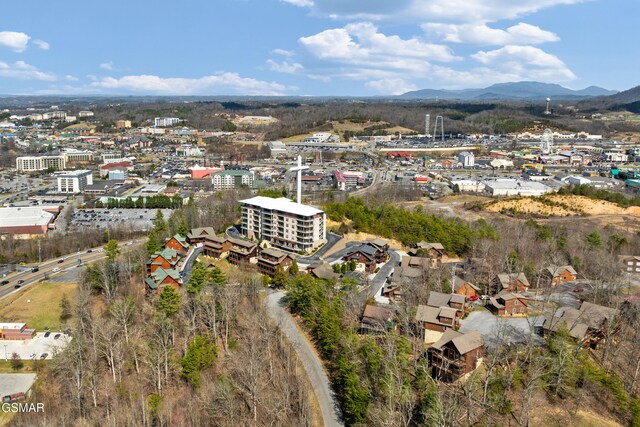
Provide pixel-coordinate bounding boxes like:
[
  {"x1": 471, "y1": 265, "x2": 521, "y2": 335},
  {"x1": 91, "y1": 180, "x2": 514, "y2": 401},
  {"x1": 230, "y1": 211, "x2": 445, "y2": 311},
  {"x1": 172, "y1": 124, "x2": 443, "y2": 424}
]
[
  {"x1": 44, "y1": 331, "x2": 50, "y2": 338},
  {"x1": 40, "y1": 353, "x2": 48, "y2": 360},
  {"x1": 54, "y1": 334, "x2": 61, "y2": 339},
  {"x1": 572, "y1": 287, "x2": 584, "y2": 293},
  {"x1": 86, "y1": 249, "x2": 93, "y2": 253},
  {"x1": 469, "y1": 295, "x2": 479, "y2": 301},
  {"x1": 480, "y1": 295, "x2": 490, "y2": 300}
]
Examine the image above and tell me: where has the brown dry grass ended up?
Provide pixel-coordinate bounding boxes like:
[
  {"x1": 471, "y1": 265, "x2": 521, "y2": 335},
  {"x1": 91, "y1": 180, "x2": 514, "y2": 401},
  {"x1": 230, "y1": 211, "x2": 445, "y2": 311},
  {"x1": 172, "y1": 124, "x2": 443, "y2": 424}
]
[{"x1": 485, "y1": 195, "x2": 640, "y2": 217}]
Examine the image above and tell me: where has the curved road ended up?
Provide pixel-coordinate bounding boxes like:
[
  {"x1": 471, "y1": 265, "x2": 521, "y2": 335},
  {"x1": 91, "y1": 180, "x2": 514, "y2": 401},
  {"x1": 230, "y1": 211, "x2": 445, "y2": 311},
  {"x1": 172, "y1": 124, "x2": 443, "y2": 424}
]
[{"x1": 265, "y1": 291, "x2": 344, "y2": 427}]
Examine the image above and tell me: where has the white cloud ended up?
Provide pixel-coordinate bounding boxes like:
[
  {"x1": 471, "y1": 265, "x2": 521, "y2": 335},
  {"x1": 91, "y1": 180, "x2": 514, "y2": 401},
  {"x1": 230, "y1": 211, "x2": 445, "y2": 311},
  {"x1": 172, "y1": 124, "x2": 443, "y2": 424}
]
[
  {"x1": 0, "y1": 60, "x2": 56, "y2": 80},
  {"x1": 281, "y1": 0, "x2": 314, "y2": 7},
  {"x1": 0, "y1": 31, "x2": 30, "y2": 52},
  {"x1": 267, "y1": 59, "x2": 303, "y2": 73},
  {"x1": 285, "y1": 0, "x2": 587, "y2": 24},
  {"x1": 90, "y1": 72, "x2": 288, "y2": 95},
  {"x1": 366, "y1": 78, "x2": 416, "y2": 95},
  {"x1": 423, "y1": 22, "x2": 559, "y2": 45},
  {"x1": 32, "y1": 39, "x2": 50, "y2": 50},
  {"x1": 470, "y1": 45, "x2": 576, "y2": 82},
  {"x1": 272, "y1": 48, "x2": 295, "y2": 57},
  {"x1": 300, "y1": 22, "x2": 458, "y2": 70},
  {"x1": 64, "y1": 75, "x2": 79, "y2": 81},
  {"x1": 100, "y1": 62, "x2": 114, "y2": 71}
]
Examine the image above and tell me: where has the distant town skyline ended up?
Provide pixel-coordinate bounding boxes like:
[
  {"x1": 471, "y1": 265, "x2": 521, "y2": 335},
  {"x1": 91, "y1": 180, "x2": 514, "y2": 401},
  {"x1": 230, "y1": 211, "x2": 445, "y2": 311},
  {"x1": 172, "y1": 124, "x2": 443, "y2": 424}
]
[{"x1": 0, "y1": 0, "x2": 636, "y2": 96}]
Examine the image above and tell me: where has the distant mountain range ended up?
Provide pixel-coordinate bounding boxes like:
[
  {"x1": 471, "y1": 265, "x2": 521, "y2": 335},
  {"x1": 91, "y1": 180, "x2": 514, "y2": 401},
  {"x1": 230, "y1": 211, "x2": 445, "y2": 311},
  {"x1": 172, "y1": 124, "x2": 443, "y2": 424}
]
[{"x1": 399, "y1": 81, "x2": 618, "y2": 101}]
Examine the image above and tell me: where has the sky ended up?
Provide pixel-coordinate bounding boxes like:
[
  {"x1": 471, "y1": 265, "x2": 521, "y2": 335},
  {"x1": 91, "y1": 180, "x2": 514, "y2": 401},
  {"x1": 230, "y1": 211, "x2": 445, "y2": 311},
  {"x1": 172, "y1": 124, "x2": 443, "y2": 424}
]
[{"x1": 0, "y1": 0, "x2": 637, "y2": 96}]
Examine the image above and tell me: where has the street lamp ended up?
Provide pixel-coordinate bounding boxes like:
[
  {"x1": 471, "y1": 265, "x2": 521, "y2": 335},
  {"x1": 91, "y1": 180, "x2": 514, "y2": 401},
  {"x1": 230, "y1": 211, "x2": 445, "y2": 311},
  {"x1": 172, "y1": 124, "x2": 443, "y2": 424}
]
[{"x1": 3, "y1": 344, "x2": 7, "y2": 361}]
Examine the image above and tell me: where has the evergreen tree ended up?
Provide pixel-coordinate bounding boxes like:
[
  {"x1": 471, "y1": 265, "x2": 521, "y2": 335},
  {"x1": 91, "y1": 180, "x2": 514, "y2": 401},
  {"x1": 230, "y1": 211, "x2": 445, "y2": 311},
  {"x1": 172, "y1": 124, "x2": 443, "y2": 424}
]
[
  {"x1": 177, "y1": 218, "x2": 189, "y2": 237},
  {"x1": 208, "y1": 267, "x2": 227, "y2": 287},
  {"x1": 157, "y1": 286, "x2": 181, "y2": 318},
  {"x1": 181, "y1": 335, "x2": 217, "y2": 388},
  {"x1": 271, "y1": 267, "x2": 288, "y2": 288},
  {"x1": 153, "y1": 209, "x2": 166, "y2": 237},
  {"x1": 186, "y1": 262, "x2": 206, "y2": 293},
  {"x1": 104, "y1": 240, "x2": 120, "y2": 261},
  {"x1": 146, "y1": 229, "x2": 161, "y2": 255},
  {"x1": 289, "y1": 257, "x2": 299, "y2": 275}
]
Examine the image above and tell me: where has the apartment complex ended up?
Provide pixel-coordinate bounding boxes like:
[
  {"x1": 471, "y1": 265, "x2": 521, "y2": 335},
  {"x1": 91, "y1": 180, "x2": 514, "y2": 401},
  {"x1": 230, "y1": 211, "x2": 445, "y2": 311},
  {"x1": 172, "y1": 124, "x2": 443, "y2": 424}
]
[
  {"x1": 211, "y1": 170, "x2": 254, "y2": 190},
  {"x1": 240, "y1": 196, "x2": 326, "y2": 253},
  {"x1": 16, "y1": 155, "x2": 66, "y2": 172},
  {"x1": 154, "y1": 117, "x2": 180, "y2": 127},
  {"x1": 55, "y1": 170, "x2": 93, "y2": 193}
]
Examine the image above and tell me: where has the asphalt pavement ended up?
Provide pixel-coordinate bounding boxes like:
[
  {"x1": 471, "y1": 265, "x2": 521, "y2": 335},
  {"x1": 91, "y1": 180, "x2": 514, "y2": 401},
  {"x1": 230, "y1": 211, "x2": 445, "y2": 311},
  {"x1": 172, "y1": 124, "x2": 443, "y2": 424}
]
[{"x1": 265, "y1": 291, "x2": 344, "y2": 427}]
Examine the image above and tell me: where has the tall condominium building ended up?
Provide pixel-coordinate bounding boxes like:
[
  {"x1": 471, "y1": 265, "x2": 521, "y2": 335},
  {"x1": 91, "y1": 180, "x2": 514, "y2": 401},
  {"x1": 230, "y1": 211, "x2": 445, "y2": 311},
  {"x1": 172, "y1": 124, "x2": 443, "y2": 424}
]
[
  {"x1": 16, "y1": 155, "x2": 66, "y2": 172},
  {"x1": 211, "y1": 170, "x2": 254, "y2": 190},
  {"x1": 240, "y1": 196, "x2": 326, "y2": 253},
  {"x1": 154, "y1": 117, "x2": 180, "y2": 127},
  {"x1": 55, "y1": 170, "x2": 93, "y2": 193}
]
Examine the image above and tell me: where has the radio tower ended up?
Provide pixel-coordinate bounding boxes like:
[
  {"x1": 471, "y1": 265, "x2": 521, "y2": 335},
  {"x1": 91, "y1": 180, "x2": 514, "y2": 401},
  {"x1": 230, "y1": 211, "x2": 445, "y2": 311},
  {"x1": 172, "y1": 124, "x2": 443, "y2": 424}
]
[{"x1": 433, "y1": 115, "x2": 444, "y2": 142}]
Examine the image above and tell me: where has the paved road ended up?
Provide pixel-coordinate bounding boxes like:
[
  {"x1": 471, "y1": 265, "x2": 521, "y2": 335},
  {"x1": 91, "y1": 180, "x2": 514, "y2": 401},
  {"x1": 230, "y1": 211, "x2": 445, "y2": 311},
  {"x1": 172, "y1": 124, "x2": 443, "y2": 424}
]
[
  {"x1": 367, "y1": 249, "x2": 401, "y2": 298},
  {"x1": 265, "y1": 291, "x2": 344, "y2": 427},
  {"x1": 0, "y1": 239, "x2": 143, "y2": 300}
]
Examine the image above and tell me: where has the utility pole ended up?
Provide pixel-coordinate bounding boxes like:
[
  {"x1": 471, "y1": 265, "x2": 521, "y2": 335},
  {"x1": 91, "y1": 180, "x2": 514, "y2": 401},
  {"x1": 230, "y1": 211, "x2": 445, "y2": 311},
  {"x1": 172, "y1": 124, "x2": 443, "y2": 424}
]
[{"x1": 38, "y1": 239, "x2": 41, "y2": 264}]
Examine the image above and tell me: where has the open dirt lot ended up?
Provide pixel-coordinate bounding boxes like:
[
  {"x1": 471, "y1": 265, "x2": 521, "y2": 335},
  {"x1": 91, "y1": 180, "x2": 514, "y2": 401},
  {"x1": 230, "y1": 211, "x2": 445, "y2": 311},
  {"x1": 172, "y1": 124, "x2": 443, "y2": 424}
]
[{"x1": 485, "y1": 195, "x2": 640, "y2": 217}]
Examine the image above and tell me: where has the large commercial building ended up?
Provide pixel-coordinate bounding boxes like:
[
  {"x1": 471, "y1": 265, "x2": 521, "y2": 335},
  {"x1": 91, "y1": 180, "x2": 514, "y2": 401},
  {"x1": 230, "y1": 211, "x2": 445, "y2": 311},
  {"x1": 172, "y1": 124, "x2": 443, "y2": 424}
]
[
  {"x1": 0, "y1": 323, "x2": 36, "y2": 340},
  {"x1": 211, "y1": 170, "x2": 254, "y2": 190},
  {"x1": 154, "y1": 117, "x2": 180, "y2": 127},
  {"x1": 484, "y1": 179, "x2": 552, "y2": 197},
  {"x1": 16, "y1": 155, "x2": 65, "y2": 172},
  {"x1": 458, "y1": 151, "x2": 475, "y2": 168},
  {"x1": 0, "y1": 206, "x2": 58, "y2": 237},
  {"x1": 55, "y1": 170, "x2": 93, "y2": 193},
  {"x1": 240, "y1": 196, "x2": 326, "y2": 253}
]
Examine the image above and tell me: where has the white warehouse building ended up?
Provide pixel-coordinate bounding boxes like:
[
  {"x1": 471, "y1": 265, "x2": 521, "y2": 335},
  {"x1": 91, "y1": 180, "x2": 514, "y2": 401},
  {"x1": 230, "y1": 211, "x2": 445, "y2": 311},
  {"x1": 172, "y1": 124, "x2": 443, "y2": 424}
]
[
  {"x1": 484, "y1": 179, "x2": 552, "y2": 197},
  {"x1": 457, "y1": 151, "x2": 475, "y2": 168}
]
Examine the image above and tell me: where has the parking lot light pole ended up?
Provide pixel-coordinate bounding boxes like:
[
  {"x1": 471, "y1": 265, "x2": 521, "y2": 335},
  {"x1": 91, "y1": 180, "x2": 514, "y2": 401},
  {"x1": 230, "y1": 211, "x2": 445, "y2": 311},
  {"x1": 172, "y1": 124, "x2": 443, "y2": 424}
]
[{"x1": 3, "y1": 344, "x2": 7, "y2": 361}]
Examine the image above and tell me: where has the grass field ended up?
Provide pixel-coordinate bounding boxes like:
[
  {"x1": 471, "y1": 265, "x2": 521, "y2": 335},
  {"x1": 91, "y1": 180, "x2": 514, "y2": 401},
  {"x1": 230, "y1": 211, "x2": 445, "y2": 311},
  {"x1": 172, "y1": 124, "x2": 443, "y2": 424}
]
[
  {"x1": 0, "y1": 281, "x2": 77, "y2": 331},
  {"x1": 0, "y1": 360, "x2": 45, "y2": 374}
]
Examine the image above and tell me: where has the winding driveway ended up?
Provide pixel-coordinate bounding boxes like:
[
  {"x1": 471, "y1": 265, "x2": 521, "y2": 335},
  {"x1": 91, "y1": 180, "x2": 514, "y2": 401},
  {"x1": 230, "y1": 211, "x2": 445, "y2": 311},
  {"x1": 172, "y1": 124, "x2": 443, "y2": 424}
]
[{"x1": 265, "y1": 291, "x2": 344, "y2": 427}]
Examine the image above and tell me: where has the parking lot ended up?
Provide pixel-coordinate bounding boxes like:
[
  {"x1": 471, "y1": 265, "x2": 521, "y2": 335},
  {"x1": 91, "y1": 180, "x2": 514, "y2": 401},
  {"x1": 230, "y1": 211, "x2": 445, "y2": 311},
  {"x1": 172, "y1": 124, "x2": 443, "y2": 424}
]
[
  {"x1": 69, "y1": 208, "x2": 172, "y2": 231},
  {"x1": 1, "y1": 332, "x2": 71, "y2": 360}
]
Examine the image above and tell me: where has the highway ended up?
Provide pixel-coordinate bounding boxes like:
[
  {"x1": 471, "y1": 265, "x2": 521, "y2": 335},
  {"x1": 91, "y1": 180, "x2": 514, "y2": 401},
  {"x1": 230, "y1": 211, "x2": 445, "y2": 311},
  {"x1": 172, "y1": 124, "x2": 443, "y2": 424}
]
[{"x1": 0, "y1": 239, "x2": 143, "y2": 300}]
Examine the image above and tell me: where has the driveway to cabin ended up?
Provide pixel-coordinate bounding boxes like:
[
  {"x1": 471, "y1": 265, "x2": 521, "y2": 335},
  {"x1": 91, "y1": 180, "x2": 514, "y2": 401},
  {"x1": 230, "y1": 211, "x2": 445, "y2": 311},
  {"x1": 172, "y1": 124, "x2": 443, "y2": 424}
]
[
  {"x1": 459, "y1": 311, "x2": 545, "y2": 351},
  {"x1": 265, "y1": 291, "x2": 344, "y2": 427}
]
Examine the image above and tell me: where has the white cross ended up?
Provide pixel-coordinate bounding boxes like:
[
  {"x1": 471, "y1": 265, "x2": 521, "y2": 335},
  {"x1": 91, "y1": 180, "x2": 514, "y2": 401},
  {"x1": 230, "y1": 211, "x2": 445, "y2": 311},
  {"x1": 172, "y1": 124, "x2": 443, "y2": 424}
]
[{"x1": 289, "y1": 155, "x2": 309, "y2": 204}]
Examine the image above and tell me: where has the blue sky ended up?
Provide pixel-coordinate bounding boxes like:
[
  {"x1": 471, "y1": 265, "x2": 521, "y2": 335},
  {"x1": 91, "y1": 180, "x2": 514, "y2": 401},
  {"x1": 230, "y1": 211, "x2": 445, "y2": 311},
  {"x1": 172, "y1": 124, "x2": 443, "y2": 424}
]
[{"x1": 0, "y1": 0, "x2": 636, "y2": 96}]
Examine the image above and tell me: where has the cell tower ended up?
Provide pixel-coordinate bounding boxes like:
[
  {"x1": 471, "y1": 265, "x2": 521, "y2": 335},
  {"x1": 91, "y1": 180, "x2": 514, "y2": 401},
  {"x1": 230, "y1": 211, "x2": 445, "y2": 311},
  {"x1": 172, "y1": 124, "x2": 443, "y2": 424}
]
[
  {"x1": 425, "y1": 114, "x2": 431, "y2": 137},
  {"x1": 432, "y1": 115, "x2": 444, "y2": 142},
  {"x1": 541, "y1": 128, "x2": 553, "y2": 154}
]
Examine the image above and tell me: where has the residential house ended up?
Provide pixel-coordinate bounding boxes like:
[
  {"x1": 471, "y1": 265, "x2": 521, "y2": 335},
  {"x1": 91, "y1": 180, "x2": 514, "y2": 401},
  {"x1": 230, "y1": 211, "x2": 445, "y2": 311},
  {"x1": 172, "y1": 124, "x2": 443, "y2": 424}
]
[
  {"x1": 428, "y1": 329, "x2": 485, "y2": 382},
  {"x1": 203, "y1": 236, "x2": 232, "y2": 259},
  {"x1": 145, "y1": 268, "x2": 181, "y2": 291},
  {"x1": 147, "y1": 247, "x2": 179, "y2": 273},
  {"x1": 621, "y1": 255, "x2": 640, "y2": 274},
  {"x1": 257, "y1": 248, "x2": 294, "y2": 277},
  {"x1": 344, "y1": 244, "x2": 379, "y2": 274},
  {"x1": 452, "y1": 276, "x2": 481, "y2": 298},
  {"x1": 400, "y1": 255, "x2": 432, "y2": 271},
  {"x1": 491, "y1": 272, "x2": 530, "y2": 294},
  {"x1": 488, "y1": 292, "x2": 528, "y2": 317},
  {"x1": 427, "y1": 291, "x2": 467, "y2": 315},
  {"x1": 187, "y1": 227, "x2": 216, "y2": 245},
  {"x1": 359, "y1": 305, "x2": 396, "y2": 335},
  {"x1": 415, "y1": 305, "x2": 460, "y2": 343},
  {"x1": 540, "y1": 265, "x2": 577, "y2": 286},
  {"x1": 409, "y1": 241, "x2": 446, "y2": 266},
  {"x1": 542, "y1": 301, "x2": 618, "y2": 349},
  {"x1": 227, "y1": 238, "x2": 259, "y2": 267},
  {"x1": 382, "y1": 284, "x2": 404, "y2": 303},
  {"x1": 367, "y1": 238, "x2": 390, "y2": 263},
  {"x1": 307, "y1": 262, "x2": 340, "y2": 281},
  {"x1": 165, "y1": 234, "x2": 189, "y2": 254}
]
